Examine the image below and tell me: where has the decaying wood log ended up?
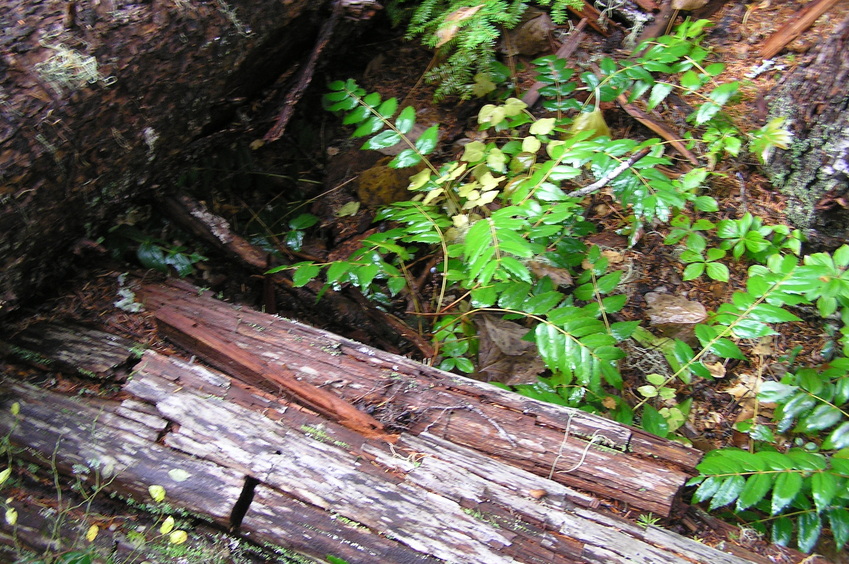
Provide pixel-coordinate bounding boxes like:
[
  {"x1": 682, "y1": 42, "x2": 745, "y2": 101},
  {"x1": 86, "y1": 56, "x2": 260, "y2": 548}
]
[
  {"x1": 1, "y1": 278, "x2": 821, "y2": 562},
  {"x1": 1, "y1": 356, "x2": 770, "y2": 563},
  {"x1": 0, "y1": 321, "x2": 138, "y2": 379},
  {"x1": 139, "y1": 278, "x2": 699, "y2": 518}
]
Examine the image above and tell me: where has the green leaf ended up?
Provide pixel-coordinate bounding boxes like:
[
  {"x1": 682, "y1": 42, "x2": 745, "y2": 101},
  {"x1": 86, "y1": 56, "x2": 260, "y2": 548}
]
[
  {"x1": 797, "y1": 512, "x2": 822, "y2": 553},
  {"x1": 137, "y1": 240, "x2": 167, "y2": 272},
  {"x1": 771, "y1": 516, "x2": 793, "y2": 546},
  {"x1": 377, "y1": 97, "x2": 398, "y2": 119},
  {"x1": 736, "y1": 472, "x2": 774, "y2": 511},
  {"x1": 694, "y1": 476, "x2": 723, "y2": 503},
  {"x1": 706, "y1": 262, "x2": 729, "y2": 282},
  {"x1": 415, "y1": 125, "x2": 439, "y2": 154},
  {"x1": 797, "y1": 403, "x2": 843, "y2": 434},
  {"x1": 389, "y1": 148, "x2": 422, "y2": 168},
  {"x1": 824, "y1": 422, "x2": 849, "y2": 450},
  {"x1": 363, "y1": 130, "x2": 401, "y2": 150},
  {"x1": 292, "y1": 262, "x2": 321, "y2": 287},
  {"x1": 811, "y1": 472, "x2": 840, "y2": 513},
  {"x1": 709, "y1": 475, "x2": 745, "y2": 510},
  {"x1": 827, "y1": 508, "x2": 849, "y2": 550},
  {"x1": 772, "y1": 472, "x2": 803, "y2": 515},
  {"x1": 352, "y1": 115, "x2": 384, "y2": 138},
  {"x1": 648, "y1": 82, "x2": 674, "y2": 110},
  {"x1": 395, "y1": 106, "x2": 416, "y2": 134},
  {"x1": 683, "y1": 262, "x2": 704, "y2": 280},
  {"x1": 641, "y1": 405, "x2": 669, "y2": 437}
]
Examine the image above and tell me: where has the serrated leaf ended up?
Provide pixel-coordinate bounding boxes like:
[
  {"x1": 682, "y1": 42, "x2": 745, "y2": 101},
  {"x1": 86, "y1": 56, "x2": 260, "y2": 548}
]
[
  {"x1": 797, "y1": 512, "x2": 822, "y2": 553},
  {"x1": 415, "y1": 125, "x2": 439, "y2": 154},
  {"x1": 389, "y1": 148, "x2": 422, "y2": 168},
  {"x1": 395, "y1": 106, "x2": 416, "y2": 134},
  {"x1": 824, "y1": 422, "x2": 849, "y2": 450},
  {"x1": 363, "y1": 130, "x2": 402, "y2": 151},
  {"x1": 694, "y1": 475, "x2": 723, "y2": 503},
  {"x1": 827, "y1": 508, "x2": 849, "y2": 550},
  {"x1": 292, "y1": 262, "x2": 321, "y2": 287},
  {"x1": 811, "y1": 471, "x2": 839, "y2": 513},
  {"x1": 771, "y1": 516, "x2": 793, "y2": 546},
  {"x1": 736, "y1": 473, "x2": 774, "y2": 511},
  {"x1": 648, "y1": 82, "x2": 674, "y2": 110},
  {"x1": 376, "y1": 97, "x2": 398, "y2": 119},
  {"x1": 797, "y1": 403, "x2": 843, "y2": 434},
  {"x1": 709, "y1": 474, "x2": 745, "y2": 510},
  {"x1": 772, "y1": 472, "x2": 803, "y2": 514},
  {"x1": 352, "y1": 115, "x2": 384, "y2": 138}
]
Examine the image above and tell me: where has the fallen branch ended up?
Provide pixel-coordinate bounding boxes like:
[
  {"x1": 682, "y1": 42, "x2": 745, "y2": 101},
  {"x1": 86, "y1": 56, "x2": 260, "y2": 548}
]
[{"x1": 566, "y1": 148, "x2": 651, "y2": 198}]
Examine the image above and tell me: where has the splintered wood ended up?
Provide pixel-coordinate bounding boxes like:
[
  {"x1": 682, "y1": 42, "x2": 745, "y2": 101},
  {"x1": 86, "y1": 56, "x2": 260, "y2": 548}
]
[
  {"x1": 0, "y1": 279, "x2": 782, "y2": 562},
  {"x1": 140, "y1": 279, "x2": 701, "y2": 517}
]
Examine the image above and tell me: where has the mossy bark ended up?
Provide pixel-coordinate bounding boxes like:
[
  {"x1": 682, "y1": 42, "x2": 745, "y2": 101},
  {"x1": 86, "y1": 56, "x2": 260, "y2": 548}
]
[
  {"x1": 0, "y1": 0, "x2": 346, "y2": 316},
  {"x1": 764, "y1": 15, "x2": 849, "y2": 248}
]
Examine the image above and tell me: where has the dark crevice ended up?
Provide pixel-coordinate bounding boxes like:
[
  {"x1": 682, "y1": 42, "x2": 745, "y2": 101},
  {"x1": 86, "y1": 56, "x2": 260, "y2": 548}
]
[{"x1": 229, "y1": 475, "x2": 259, "y2": 531}]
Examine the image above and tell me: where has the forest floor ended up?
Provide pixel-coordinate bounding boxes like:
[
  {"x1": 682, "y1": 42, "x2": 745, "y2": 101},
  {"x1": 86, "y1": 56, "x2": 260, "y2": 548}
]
[{"x1": 3, "y1": 1, "x2": 849, "y2": 562}]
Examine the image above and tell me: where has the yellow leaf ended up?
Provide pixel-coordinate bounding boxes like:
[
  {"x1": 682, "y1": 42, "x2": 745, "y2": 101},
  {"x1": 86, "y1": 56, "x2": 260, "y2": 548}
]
[
  {"x1": 529, "y1": 118, "x2": 556, "y2": 136},
  {"x1": 0, "y1": 468, "x2": 10, "y2": 486},
  {"x1": 160, "y1": 515, "x2": 175, "y2": 535},
  {"x1": 148, "y1": 485, "x2": 166, "y2": 503},
  {"x1": 86, "y1": 524, "x2": 99, "y2": 542},
  {"x1": 5, "y1": 507, "x2": 17, "y2": 526},
  {"x1": 408, "y1": 169, "x2": 431, "y2": 190},
  {"x1": 10, "y1": 402, "x2": 19, "y2": 416},
  {"x1": 522, "y1": 136, "x2": 541, "y2": 154},
  {"x1": 569, "y1": 109, "x2": 611, "y2": 139},
  {"x1": 169, "y1": 530, "x2": 188, "y2": 545}
]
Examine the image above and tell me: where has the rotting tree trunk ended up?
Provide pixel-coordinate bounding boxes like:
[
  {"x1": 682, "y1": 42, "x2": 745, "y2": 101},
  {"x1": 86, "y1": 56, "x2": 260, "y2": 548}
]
[
  {"x1": 0, "y1": 280, "x2": 819, "y2": 563},
  {"x1": 763, "y1": 14, "x2": 849, "y2": 246},
  {"x1": 0, "y1": 0, "x2": 374, "y2": 317}
]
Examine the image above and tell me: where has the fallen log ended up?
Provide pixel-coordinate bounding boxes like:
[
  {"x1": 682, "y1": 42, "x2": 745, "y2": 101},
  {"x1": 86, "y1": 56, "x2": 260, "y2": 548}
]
[
  {"x1": 1, "y1": 356, "x2": 769, "y2": 563},
  {"x1": 139, "y1": 278, "x2": 699, "y2": 517},
  {"x1": 0, "y1": 278, "x2": 821, "y2": 562}
]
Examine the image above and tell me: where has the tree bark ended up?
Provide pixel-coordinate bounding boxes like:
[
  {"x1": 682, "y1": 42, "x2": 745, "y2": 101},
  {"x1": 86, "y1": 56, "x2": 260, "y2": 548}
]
[
  {"x1": 0, "y1": 0, "x2": 373, "y2": 317},
  {"x1": 764, "y1": 14, "x2": 849, "y2": 246}
]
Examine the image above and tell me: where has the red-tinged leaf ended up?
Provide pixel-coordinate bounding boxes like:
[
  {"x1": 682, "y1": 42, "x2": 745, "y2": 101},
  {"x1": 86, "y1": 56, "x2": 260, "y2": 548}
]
[
  {"x1": 797, "y1": 512, "x2": 822, "y2": 553},
  {"x1": 772, "y1": 472, "x2": 803, "y2": 515}
]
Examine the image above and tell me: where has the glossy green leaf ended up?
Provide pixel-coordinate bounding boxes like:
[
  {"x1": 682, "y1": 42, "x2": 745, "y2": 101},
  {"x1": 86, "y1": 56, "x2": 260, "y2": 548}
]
[
  {"x1": 811, "y1": 471, "x2": 840, "y2": 513},
  {"x1": 771, "y1": 516, "x2": 793, "y2": 546},
  {"x1": 363, "y1": 130, "x2": 402, "y2": 150},
  {"x1": 736, "y1": 473, "x2": 774, "y2": 511},
  {"x1": 827, "y1": 508, "x2": 849, "y2": 551},
  {"x1": 824, "y1": 422, "x2": 849, "y2": 450},
  {"x1": 415, "y1": 125, "x2": 439, "y2": 154},
  {"x1": 353, "y1": 115, "x2": 384, "y2": 138},
  {"x1": 797, "y1": 512, "x2": 822, "y2": 553},
  {"x1": 389, "y1": 148, "x2": 422, "y2": 168},
  {"x1": 641, "y1": 404, "x2": 669, "y2": 437},
  {"x1": 796, "y1": 403, "x2": 843, "y2": 434},
  {"x1": 709, "y1": 475, "x2": 745, "y2": 510},
  {"x1": 395, "y1": 106, "x2": 416, "y2": 134},
  {"x1": 772, "y1": 472, "x2": 803, "y2": 515}
]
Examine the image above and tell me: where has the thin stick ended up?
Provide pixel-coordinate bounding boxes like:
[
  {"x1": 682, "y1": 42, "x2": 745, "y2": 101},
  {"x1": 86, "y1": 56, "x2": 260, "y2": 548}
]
[{"x1": 565, "y1": 147, "x2": 651, "y2": 198}]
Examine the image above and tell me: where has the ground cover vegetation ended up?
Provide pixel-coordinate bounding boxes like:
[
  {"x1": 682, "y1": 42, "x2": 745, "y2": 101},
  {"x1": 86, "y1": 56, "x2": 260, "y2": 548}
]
[{"x1": 266, "y1": 15, "x2": 849, "y2": 555}]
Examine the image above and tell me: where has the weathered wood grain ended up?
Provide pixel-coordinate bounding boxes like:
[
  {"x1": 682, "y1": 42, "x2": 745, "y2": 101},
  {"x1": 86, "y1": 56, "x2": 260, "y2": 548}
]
[{"x1": 139, "y1": 279, "x2": 701, "y2": 517}]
